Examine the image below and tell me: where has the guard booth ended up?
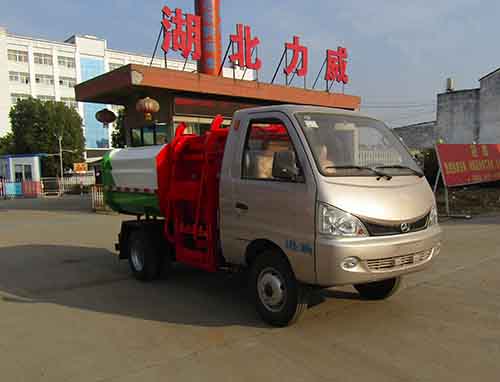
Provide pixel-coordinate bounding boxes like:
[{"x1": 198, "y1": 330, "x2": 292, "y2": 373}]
[
  {"x1": 0, "y1": 154, "x2": 43, "y2": 198},
  {"x1": 75, "y1": 64, "x2": 361, "y2": 148}
]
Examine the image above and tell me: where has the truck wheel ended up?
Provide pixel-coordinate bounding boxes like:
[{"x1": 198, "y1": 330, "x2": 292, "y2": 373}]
[
  {"x1": 250, "y1": 251, "x2": 308, "y2": 327},
  {"x1": 128, "y1": 229, "x2": 163, "y2": 281},
  {"x1": 354, "y1": 277, "x2": 401, "y2": 300}
]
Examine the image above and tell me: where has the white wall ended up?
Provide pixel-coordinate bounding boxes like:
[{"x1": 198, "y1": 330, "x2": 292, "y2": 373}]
[
  {"x1": 0, "y1": 31, "x2": 256, "y2": 141},
  {"x1": 0, "y1": 27, "x2": 10, "y2": 137},
  {"x1": 9, "y1": 156, "x2": 41, "y2": 182},
  {"x1": 436, "y1": 89, "x2": 480, "y2": 144},
  {"x1": 72, "y1": 35, "x2": 106, "y2": 57},
  {"x1": 479, "y1": 71, "x2": 500, "y2": 143}
]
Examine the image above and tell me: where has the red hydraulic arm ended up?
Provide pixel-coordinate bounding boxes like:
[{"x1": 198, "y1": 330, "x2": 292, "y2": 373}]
[{"x1": 156, "y1": 115, "x2": 228, "y2": 272}]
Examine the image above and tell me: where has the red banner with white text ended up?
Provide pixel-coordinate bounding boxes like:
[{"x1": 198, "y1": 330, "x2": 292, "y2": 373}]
[{"x1": 436, "y1": 144, "x2": 500, "y2": 187}]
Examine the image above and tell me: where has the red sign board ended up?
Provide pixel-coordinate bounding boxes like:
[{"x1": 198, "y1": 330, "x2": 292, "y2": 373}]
[
  {"x1": 162, "y1": 6, "x2": 202, "y2": 60},
  {"x1": 159, "y1": 4, "x2": 350, "y2": 84},
  {"x1": 325, "y1": 47, "x2": 349, "y2": 84},
  {"x1": 174, "y1": 96, "x2": 258, "y2": 117},
  {"x1": 436, "y1": 144, "x2": 500, "y2": 187},
  {"x1": 229, "y1": 24, "x2": 262, "y2": 70},
  {"x1": 284, "y1": 36, "x2": 308, "y2": 77}
]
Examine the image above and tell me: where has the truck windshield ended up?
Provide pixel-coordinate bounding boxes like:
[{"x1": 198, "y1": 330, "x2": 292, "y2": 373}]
[{"x1": 295, "y1": 112, "x2": 422, "y2": 177}]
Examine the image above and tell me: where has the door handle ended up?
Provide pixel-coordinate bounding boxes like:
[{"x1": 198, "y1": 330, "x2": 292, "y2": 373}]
[{"x1": 235, "y1": 202, "x2": 248, "y2": 211}]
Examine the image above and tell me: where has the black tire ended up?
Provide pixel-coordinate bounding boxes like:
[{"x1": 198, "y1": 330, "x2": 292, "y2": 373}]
[
  {"x1": 250, "y1": 251, "x2": 308, "y2": 327},
  {"x1": 128, "y1": 229, "x2": 165, "y2": 281},
  {"x1": 354, "y1": 277, "x2": 401, "y2": 300}
]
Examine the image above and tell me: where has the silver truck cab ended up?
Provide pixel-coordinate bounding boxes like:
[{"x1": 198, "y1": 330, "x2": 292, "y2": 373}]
[{"x1": 220, "y1": 105, "x2": 442, "y2": 326}]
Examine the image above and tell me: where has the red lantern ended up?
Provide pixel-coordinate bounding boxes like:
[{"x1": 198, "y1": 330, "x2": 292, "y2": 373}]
[
  {"x1": 136, "y1": 97, "x2": 160, "y2": 121},
  {"x1": 95, "y1": 109, "x2": 117, "y2": 125}
]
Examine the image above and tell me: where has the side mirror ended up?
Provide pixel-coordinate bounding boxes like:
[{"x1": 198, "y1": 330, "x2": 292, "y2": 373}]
[{"x1": 272, "y1": 151, "x2": 300, "y2": 180}]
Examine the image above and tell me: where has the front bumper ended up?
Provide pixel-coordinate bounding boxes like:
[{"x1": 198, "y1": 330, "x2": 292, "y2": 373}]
[{"x1": 315, "y1": 225, "x2": 442, "y2": 287}]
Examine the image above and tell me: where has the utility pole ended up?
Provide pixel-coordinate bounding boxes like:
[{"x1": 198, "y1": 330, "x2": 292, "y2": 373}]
[
  {"x1": 45, "y1": 134, "x2": 76, "y2": 197},
  {"x1": 58, "y1": 136, "x2": 64, "y2": 187},
  {"x1": 58, "y1": 135, "x2": 64, "y2": 194}
]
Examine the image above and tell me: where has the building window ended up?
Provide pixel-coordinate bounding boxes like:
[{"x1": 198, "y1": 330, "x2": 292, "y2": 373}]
[
  {"x1": 13, "y1": 164, "x2": 32, "y2": 181},
  {"x1": 61, "y1": 97, "x2": 78, "y2": 109},
  {"x1": 9, "y1": 71, "x2": 30, "y2": 84},
  {"x1": 35, "y1": 74, "x2": 54, "y2": 86},
  {"x1": 37, "y1": 95, "x2": 55, "y2": 102},
  {"x1": 34, "y1": 52, "x2": 53, "y2": 66},
  {"x1": 9, "y1": 71, "x2": 19, "y2": 82},
  {"x1": 15, "y1": 165, "x2": 23, "y2": 182},
  {"x1": 108, "y1": 62, "x2": 123, "y2": 71},
  {"x1": 130, "y1": 124, "x2": 169, "y2": 147},
  {"x1": 8, "y1": 49, "x2": 28, "y2": 63},
  {"x1": 58, "y1": 56, "x2": 75, "y2": 68},
  {"x1": 23, "y1": 165, "x2": 32, "y2": 181},
  {"x1": 11, "y1": 93, "x2": 30, "y2": 105},
  {"x1": 59, "y1": 77, "x2": 76, "y2": 88}
]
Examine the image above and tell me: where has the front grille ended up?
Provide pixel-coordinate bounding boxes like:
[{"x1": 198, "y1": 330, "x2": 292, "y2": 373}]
[
  {"x1": 363, "y1": 214, "x2": 429, "y2": 236},
  {"x1": 365, "y1": 249, "x2": 433, "y2": 272}
]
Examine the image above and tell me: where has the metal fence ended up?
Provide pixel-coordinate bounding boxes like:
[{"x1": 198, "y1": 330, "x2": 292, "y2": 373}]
[
  {"x1": 39, "y1": 173, "x2": 97, "y2": 196},
  {"x1": 0, "y1": 180, "x2": 42, "y2": 198},
  {"x1": 0, "y1": 173, "x2": 96, "y2": 199},
  {"x1": 91, "y1": 185, "x2": 106, "y2": 211},
  {"x1": 40, "y1": 177, "x2": 61, "y2": 196},
  {"x1": 62, "y1": 172, "x2": 96, "y2": 190}
]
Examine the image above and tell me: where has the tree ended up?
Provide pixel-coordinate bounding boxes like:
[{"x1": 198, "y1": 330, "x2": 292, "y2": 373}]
[
  {"x1": 0, "y1": 133, "x2": 14, "y2": 155},
  {"x1": 9, "y1": 98, "x2": 85, "y2": 176},
  {"x1": 111, "y1": 109, "x2": 126, "y2": 148}
]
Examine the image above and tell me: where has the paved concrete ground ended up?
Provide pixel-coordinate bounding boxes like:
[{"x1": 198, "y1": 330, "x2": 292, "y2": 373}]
[{"x1": 0, "y1": 196, "x2": 499, "y2": 381}]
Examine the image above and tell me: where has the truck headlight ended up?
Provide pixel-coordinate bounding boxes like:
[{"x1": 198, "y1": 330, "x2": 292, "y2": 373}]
[
  {"x1": 428, "y1": 205, "x2": 438, "y2": 226},
  {"x1": 341, "y1": 256, "x2": 360, "y2": 270},
  {"x1": 318, "y1": 203, "x2": 368, "y2": 237}
]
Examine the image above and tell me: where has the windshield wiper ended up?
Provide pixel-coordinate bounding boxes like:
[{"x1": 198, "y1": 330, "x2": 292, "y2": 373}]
[
  {"x1": 374, "y1": 165, "x2": 424, "y2": 177},
  {"x1": 324, "y1": 165, "x2": 393, "y2": 180}
]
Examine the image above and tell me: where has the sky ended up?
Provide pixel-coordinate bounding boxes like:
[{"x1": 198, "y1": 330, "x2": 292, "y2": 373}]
[{"x1": 1, "y1": 0, "x2": 500, "y2": 127}]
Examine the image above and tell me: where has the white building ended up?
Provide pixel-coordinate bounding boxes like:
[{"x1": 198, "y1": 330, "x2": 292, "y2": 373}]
[{"x1": 0, "y1": 27, "x2": 252, "y2": 154}]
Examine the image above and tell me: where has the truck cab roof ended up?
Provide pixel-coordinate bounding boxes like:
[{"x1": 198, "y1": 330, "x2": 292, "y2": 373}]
[{"x1": 234, "y1": 104, "x2": 376, "y2": 121}]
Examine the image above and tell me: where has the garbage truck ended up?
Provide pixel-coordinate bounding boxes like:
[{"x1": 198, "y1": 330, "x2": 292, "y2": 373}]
[{"x1": 103, "y1": 105, "x2": 442, "y2": 326}]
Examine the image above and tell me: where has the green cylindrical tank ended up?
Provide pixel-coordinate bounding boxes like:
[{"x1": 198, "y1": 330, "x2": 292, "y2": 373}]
[{"x1": 102, "y1": 145, "x2": 166, "y2": 216}]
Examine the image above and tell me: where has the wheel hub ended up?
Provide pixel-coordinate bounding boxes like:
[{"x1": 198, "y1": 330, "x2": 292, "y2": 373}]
[
  {"x1": 258, "y1": 268, "x2": 286, "y2": 312},
  {"x1": 130, "y1": 246, "x2": 144, "y2": 272}
]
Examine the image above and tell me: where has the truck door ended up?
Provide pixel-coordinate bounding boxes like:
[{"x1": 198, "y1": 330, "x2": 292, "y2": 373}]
[{"x1": 222, "y1": 112, "x2": 317, "y2": 284}]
